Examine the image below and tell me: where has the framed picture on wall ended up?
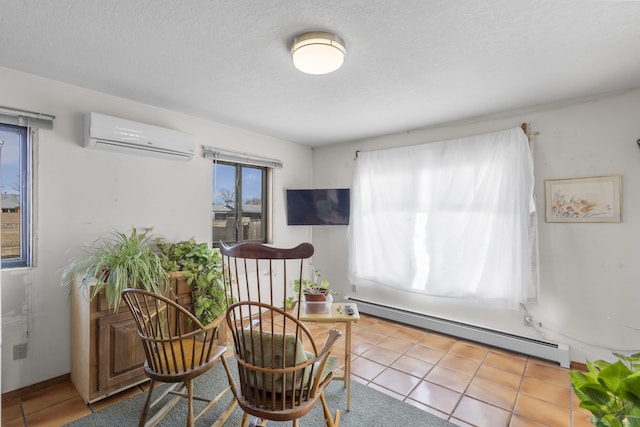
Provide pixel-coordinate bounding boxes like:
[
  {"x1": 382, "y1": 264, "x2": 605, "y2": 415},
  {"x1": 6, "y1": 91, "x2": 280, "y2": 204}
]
[{"x1": 544, "y1": 175, "x2": 622, "y2": 223}]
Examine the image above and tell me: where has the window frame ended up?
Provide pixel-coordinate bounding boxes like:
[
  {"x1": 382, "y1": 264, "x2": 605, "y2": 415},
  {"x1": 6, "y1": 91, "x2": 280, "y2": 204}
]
[
  {"x1": 1, "y1": 123, "x2": 32, "y2": 269},
  {"x1": 212, "y1": 161, "x2": 268, "y2": 247}
]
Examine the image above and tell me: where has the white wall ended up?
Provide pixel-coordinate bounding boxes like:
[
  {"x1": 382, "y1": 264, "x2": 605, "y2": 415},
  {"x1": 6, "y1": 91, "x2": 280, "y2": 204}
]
[
  {"x1": 311, "y1": 89, "x2": 640, "y2": 364},
  {"x1": 0, "y1": 67, "x2": 314, "y2": 393}
]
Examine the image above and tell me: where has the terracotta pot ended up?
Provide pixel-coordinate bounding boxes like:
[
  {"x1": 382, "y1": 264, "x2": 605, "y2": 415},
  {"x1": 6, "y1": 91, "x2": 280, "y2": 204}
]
[
  {"x1": 303, "y1": 291, "x2": 332, "y2": 313},
  {"x1": 303, "y1": 290, "x2": 330, "y2": 302}
]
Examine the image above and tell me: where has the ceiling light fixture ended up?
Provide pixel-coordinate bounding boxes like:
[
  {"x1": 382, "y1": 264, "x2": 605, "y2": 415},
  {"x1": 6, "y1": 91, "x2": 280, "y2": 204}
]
[{"x1": 291, "y1": 31, "x2": 346, "y2": 75}]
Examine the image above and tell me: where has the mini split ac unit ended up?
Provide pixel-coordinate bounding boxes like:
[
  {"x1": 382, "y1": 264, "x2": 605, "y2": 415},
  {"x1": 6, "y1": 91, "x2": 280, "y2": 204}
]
[{"x1": 84, "y1": 112, "x2": 196, "y2": 161}]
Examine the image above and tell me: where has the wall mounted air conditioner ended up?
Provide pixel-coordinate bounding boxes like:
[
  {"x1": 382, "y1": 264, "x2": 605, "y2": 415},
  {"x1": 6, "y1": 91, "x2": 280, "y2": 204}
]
[{"x1": 84, "y1": 112, "x2": 196, "y2": 161}]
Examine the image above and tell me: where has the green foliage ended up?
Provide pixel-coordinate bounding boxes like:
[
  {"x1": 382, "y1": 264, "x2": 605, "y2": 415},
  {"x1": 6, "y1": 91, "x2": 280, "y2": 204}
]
[
  {"x1": 62, "y1": 230, "x2": 230, "y2": 324},
  {"x1": 286, "y1": 266, "x2": 334, "y2": 308},
  {"x1": 156, "y1": 237, "x2": 215, "y2": 272},
  {"x1": 156, "y1": 238, "x2": 229, "y2": 325},
  {"x1": 61, "y1": 228, "x2": 168, "y2": 311},
  {"x1": 569, "y1": 352, "x2": 640, "y2": 427}
]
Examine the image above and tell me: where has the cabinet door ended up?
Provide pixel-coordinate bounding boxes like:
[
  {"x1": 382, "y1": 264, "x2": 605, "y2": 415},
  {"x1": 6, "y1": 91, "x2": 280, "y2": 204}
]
[{"x1": 97, "y1": 311, "x2": 147, "y2": 391}]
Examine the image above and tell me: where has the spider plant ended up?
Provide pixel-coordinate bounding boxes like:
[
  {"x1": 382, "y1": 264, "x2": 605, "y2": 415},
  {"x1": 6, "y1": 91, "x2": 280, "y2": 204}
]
[{"x1": 62, "y1": 227, "x2": 168, "y2": 311}]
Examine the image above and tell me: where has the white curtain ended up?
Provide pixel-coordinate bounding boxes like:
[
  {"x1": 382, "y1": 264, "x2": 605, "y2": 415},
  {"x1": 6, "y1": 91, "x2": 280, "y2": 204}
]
[{"x1": 348, "y1": 127, "x2": 538, "y2": 309}]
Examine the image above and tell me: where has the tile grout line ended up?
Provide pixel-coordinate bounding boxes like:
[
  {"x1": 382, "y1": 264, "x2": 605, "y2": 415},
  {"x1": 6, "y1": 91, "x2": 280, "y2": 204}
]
[
  {"x1": 511, "y1": 355, "x2": 531, "y2": 425},
  {"x1": 20, "y1": 398, "x2": 27, "y2": 427},
  {"x1": 444, "y1": 343, "x2": 490, "y2": 425}
]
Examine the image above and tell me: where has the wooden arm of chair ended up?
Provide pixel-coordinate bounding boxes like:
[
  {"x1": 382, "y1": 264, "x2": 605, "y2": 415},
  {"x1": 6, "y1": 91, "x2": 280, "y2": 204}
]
[
  {"x1": 318, "y1": 328, "x2": 342, "y2": 358},
  {"x1": 202, "y1": 311, "x2": 227, "y2": 332},
  {"x1": 308, "y1": 328, "x2": 342, "y2": 397},
  {"x1": 167, "y1": 311, "x2": 226, "y2": 344}
]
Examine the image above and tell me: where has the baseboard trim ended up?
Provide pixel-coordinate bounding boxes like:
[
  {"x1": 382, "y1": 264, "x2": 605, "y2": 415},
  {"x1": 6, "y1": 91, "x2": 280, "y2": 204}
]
[
  {"x1": 570, "y1": 361, "x2": 587, "y2": 372},
  {"x1": 347, "y1": 296, "x2": 571, "y2": 368},
  {"x1": 2, "y1": 373, "x2": 71, "y2": 402}
]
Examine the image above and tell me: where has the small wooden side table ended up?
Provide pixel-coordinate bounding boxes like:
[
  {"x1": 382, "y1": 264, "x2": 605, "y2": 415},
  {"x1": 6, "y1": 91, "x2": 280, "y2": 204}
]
[{"x1": 299, "y1": 302, "x2": 359, "y2": 411}]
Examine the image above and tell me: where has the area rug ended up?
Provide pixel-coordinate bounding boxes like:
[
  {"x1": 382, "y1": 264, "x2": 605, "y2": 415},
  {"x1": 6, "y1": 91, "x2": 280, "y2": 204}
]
[{"x1": 65, "y1": 361, "x2": 456, "y2": 426}]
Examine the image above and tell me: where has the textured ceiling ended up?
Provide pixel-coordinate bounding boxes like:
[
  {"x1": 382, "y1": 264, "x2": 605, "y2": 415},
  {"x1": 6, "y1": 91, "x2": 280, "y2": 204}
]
[{"x1": 1, "y1": 0, "x2": 640, "y2": 146}]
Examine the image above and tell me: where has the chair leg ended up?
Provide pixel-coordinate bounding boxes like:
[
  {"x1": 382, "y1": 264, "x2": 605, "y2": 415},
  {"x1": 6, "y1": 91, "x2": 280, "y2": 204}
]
[
  {"x1": 144, "y1": 383, "x2": 184, "y2": 427},
  {"x1": 320, "y1": 392, "x2": 340, "y2": 427},
  {"x1": 139, "y1": 380, "x2": 156, "y2": 427},
  {"x1": 186, "y1": 379, "x2": 194, "y2": 427}
]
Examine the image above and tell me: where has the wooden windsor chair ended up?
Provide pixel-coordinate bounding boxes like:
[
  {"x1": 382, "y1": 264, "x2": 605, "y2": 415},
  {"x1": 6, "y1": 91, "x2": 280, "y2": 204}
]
[
  {"x1": 220, "y1": 241, "x2": 342, "y2": 427},
  {"x1": 122, "y1": 288, "x2": 237, "y2": 427}
]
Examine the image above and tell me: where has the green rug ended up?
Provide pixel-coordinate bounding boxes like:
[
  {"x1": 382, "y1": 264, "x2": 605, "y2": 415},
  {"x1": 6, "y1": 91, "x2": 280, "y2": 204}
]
[{"x1": 65, "y1": 361, "x2": 455, "y2": 426}]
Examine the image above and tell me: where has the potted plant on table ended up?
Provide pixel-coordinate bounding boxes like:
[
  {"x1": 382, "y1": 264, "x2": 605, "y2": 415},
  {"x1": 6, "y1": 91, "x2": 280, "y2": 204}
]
[
  {"x1": 287, "y1": 265, "x2": 336, "y2": 314},
  {"x1": 61, "y1": 227, "x2": 168, "y2": 311},
  {"x1": 569, "y1": 352, "x2": 640, "y2": 427}
]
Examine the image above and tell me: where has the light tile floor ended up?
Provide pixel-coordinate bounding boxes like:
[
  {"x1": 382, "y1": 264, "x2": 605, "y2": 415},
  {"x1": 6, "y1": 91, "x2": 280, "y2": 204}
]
[{"x1": 1, "y1": 313, "x2": 593, "y2": 427}]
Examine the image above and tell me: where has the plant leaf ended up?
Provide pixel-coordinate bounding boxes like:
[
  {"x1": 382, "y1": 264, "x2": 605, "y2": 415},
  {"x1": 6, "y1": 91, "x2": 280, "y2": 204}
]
[
  {"x1": 581, "y1": 384, "x2": 616, "y2": 408},
  {"x1": 621, "y1": 372, "x2": 640, "y2": 405},
  {"x1": 625, "y1": 405, "x2": 640, "y2": 427},
  {"x1": 599, "y1": 362, "x2": 634, "y2": 394}
]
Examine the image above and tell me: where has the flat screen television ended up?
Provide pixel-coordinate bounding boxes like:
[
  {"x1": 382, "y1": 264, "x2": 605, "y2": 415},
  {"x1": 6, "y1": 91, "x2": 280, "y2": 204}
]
[{"x1": 286, "y1": 188, "x2": 350, "y2": 226}]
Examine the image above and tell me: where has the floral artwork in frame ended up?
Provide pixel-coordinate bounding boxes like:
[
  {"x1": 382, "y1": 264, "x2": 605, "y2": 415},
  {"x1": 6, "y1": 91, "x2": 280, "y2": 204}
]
[{"x1": 545, "y1": 175, "x2": 621, "y2": 223}]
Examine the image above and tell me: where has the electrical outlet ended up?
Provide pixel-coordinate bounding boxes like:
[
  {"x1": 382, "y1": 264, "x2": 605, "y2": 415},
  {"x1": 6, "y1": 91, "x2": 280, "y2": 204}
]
[
  {"x1": 523, "y1": 315, "x2": 542, "y2": 328},
  {"x1": 13, "y1": 343, "x2": 27, "y2": 360},
  {"x1": 523, "y1": 315, "x2": 534, "y2": 327}
]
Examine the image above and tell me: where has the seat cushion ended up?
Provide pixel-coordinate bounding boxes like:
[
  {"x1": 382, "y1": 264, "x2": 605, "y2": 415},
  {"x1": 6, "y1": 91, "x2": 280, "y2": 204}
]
[
  {"x1": 240, "y1": 329, "x2": 308, "y2": 368},
  {"x1": 239, "y1": 329, "x2": 335, "y2": 392}
]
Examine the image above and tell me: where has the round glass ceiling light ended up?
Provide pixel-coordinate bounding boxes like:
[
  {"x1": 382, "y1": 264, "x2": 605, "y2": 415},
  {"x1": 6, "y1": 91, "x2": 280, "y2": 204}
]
[{"x1": 291, "y1": 31, "x2": 346, "y2": 75}]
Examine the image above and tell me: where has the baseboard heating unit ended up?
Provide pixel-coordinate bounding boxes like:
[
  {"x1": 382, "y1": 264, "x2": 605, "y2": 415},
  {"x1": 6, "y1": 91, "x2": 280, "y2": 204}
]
[{"x1": 346, "y1": 297, "x2": 570, "y2": 368}]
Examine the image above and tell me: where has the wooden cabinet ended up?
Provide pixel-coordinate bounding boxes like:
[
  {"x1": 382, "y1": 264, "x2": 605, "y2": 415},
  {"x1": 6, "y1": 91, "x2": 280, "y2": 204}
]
[
  {"x1": 71, "y1": 273, "x2": 193, "y2": 403},
  {"x1": 97, "y1": 309, "x2": 147, "y2": 392}
]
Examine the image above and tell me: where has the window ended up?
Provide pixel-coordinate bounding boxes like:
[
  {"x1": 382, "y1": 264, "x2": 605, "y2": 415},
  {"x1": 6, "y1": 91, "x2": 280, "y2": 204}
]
[
  {"x1": 212, "y1": 161, "x2": 267, "y2": 245},
  {"x1": 1, "y1": 123, "x2": 31, "y2": 268},
  {"x1": 348, "y1": 127, "x2": 538, "y2": 309}
]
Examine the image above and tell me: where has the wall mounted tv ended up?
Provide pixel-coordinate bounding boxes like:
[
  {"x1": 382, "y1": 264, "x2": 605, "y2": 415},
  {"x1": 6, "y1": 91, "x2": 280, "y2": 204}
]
[{"x1": 286, "y1": 188, "x2": 350, "y2": 226}]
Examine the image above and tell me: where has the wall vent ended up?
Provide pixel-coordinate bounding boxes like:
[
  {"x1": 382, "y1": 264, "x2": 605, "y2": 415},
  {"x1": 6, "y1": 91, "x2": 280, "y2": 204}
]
[{"x1": 13, "y1": 343, "x2": 27, "y2": 360}]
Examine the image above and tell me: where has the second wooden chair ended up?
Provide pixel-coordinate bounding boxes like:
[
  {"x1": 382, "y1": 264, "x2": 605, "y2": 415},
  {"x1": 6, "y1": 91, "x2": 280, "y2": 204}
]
[{"x1": 220, "y1": 241, "x2": 342, "y2": 426}]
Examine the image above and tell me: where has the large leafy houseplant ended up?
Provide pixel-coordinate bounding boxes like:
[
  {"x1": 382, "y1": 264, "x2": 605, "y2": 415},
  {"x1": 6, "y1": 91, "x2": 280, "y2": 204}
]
[
  {"x1": 156, "y1": 238, "x2": 228, "y2": 325},
  {"x1": 61, "y1": 228, "x2": 168, "y2": 311},
  {"x1": 569, "y1": 352, "x2": 640, "y2": 427}
]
